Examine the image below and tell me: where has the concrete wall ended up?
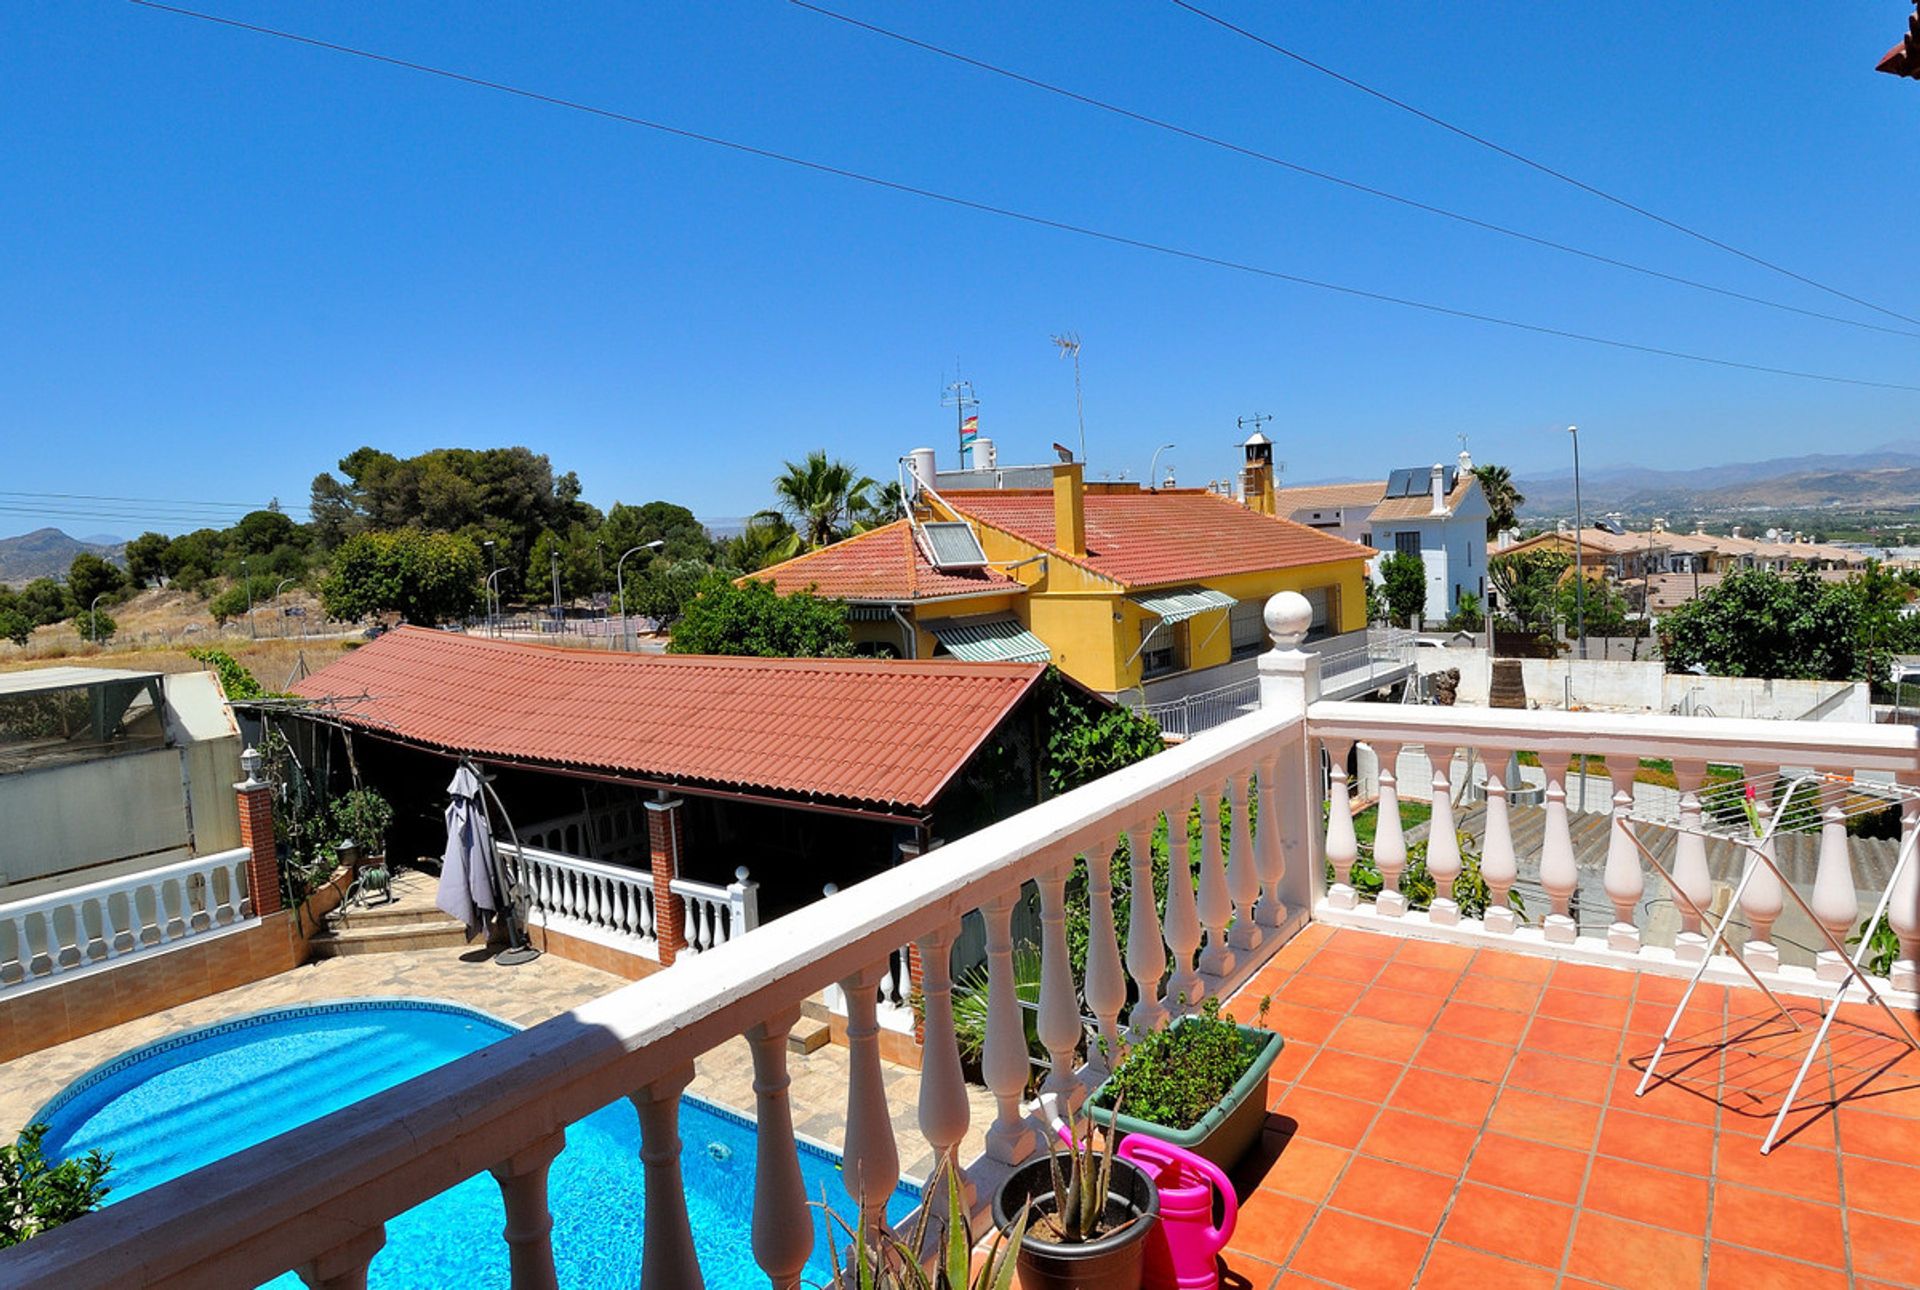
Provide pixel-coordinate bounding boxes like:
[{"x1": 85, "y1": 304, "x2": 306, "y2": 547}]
[{"x1": 1413, "y1": 646, "x2": 1867, "y2": 720}]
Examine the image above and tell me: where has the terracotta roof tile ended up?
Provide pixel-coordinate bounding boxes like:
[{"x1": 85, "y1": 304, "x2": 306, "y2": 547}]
[
  {"x1": 290, "y1": 627, "x2": 1044, "y2": 811},
  {"x1": 749, "y1": 520, "x2": 1019, "y2": 602},
  {"x1": 940, "y1": 488, "x2": 1372, "y2": 587},
  {"x1": 1370, "y1": 473, "x2": 1480, "y2": 522},
  {"x1": 1272, "y1": 481, "x2": 1387, "y2": 513}
]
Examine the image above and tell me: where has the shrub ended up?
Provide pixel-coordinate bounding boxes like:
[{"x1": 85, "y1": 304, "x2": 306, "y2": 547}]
[
  {"x1": 331, "y1": 788, "x2": 394, "y2": 857},
  {"x1": 72, "y1": 609, "x2": 116, "y2": 645},
  {"x1": 187, "y1": 647, "x2": 267, "y2": 700},
  {"x1": 1091, "y1": 998, "x2": 1263, "y2": 1131},
  {"x1": 0, "y1": 1124, "x2": 112, "y2": 1248}
]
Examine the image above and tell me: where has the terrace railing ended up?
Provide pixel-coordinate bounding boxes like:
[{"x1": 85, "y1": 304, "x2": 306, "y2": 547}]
[
  {"x1": 501, "y1": 843, "x2": 660, "y2": 959},
  {"x1": 0, "y1": 848, "x2": 253, "y2": 992},
  {"x1": 668, "y1": 868, "x2": 758, "y2": 955}
]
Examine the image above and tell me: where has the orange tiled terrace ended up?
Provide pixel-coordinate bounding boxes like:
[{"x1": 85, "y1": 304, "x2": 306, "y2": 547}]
[{"x1": 1214, "y1": 925, "x2": 1920, "y2": 1289}]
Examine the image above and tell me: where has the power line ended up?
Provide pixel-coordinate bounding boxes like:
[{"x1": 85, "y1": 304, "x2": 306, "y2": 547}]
[
  {"x1": 0, "y1": 489, "x2": 305, "y2": 514},
  {"x1": 125, "y1": 1, "x2": 1920, "y2": 394},
  {"x1": 791, "y1": 1, "x2": 1920, "y2": 342},
  {"x1": 1169, "y1": 0, "x2": 1920, "y2": 329}
]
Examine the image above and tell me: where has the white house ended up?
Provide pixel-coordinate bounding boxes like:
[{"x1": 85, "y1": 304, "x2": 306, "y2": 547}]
[{"x1": 1275, "y1": 451, "x2": 1492, "y2": 625}]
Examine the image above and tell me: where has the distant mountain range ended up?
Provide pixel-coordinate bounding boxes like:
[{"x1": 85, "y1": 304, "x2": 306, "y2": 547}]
[
  {"x1": 0, "y1": 528, "x2": 126, "y2": 586},
  {"x1": 1515, "y1": 444, "x2": 1920, "y2": 518}
]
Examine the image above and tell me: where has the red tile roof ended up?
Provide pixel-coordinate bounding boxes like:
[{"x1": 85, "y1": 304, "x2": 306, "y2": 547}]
[
  {"x1": 290, "y1": 627, "x2": 1045, "y2": 811},
  {"x1": 749, "y1": 519, "x2": 1019, "y2": 602},
  {"x1": 941, "y1": 488, "x2": 1373, "y2": 588}
]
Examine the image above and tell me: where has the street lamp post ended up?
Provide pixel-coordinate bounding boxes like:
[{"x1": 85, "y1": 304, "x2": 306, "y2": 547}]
[
  {"x1": 483, "y1": 540, "x2": 496, "y2": 634},
  {"x1": 615, "y1": 540, "x2": 665, "y2": 652},
  {"x1": 89, "y1": 593, "x2": 105, "y2": 644},
  {"x1": 1568, "y1": 424, "x2": 1586, "y2": 660},
  {"x1": 243, "y1": 556, "x2": 256, "y2": 639},
  {"x1": 486, "y1": 567, "x2": 507, "y2": 637},
  {"x1": 550, "y1": 548, "x2": 561, "y2": 628},
  {"x1": 1149, "y1": 443, "x2": 1177, "y2": 489},
  {"x1": 272, "y1": 578, "x2": 294, "y2": 638}
]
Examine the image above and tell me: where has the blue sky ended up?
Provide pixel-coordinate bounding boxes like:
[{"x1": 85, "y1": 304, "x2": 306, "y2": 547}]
[{"x1": 3, "y1": 2, "x2": 1915, "y2": 535}]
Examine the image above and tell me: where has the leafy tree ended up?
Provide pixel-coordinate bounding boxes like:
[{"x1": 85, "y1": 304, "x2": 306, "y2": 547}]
[
  {"x1": 1443, "y1": 590, "x2": 1485, "y2": 634},
  {"x1": 1475, "y1": 463, "x2": 1524, "y2": 539},
  {"x1": 74, "y1": 608, "x2": 116, "y2": 644},
  {"x1": 1378, "y1": 550, "x2": 1428, "y2": 627},
  {"x1": 667, "y1": 576, "x2": 854, "y2": 657},
  {"x1": 1660, "y1": 566, "x2": 1915, "y2": 682},
  {"x1": 851, "y1": 480, "x2": 906, "y2": 532},
  {"x1": 628, "y1": 559, "x2": 710, "y2": 623},
  {"x1": 1556, "y1": 573, "x2": 1639, "y2": 638},
  {"x1": 764, "y1": 450, "x2": 875, "y2": 551},
  {"x1": 0, "y1": 609, "x2": 31, "y2": 647},
  {"x1": 602, "y1": 500, "x2": 714, "y2": 567},
  {"x1": 0, "y1": 1123, "x2": 112, "y2": 1248},
  {"x1": 163, "y1": 529, "x2": 224, "y2": 591},
  {"x1": 1043, "y1": 672, "x2": 1163, "y2": 796},
  {"x1": 311, "y1": 446, "x2": 587, "y2": 566},
  {"x1": 320, "y1": 530, "x2": 483, "y2": 624},
  {"x1": 1489, "y1": 549, "x2": 1571, "y2": 634},
  {"x1": 17, "y1": 579, "x2": 71, "y2": 626},
  {"x1": 1362, "y1": 578, "x2": 1387, "y2": 625},
  {"x1": 66, "y1": 552, "x2": 126, "y2": 609},
  {"x1": 124, "y1": 532, "x2": 172, "y2": 587},
  {"x1": 232, "y1": 509, "x2": 298, "y2": 555},
  {"x1": 526, "y1": 526, "x2": 603, "y2": 606}
]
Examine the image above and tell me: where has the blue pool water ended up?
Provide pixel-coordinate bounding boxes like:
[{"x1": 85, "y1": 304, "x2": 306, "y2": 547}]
[{"x1": 38, "y1": 999, "x2": 919, "y2": 1288}]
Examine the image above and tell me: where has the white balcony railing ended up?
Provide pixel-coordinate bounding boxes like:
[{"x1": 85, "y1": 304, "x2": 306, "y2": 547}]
[
  {"x1": 501, "y1": 842, "x2": 660, "y2": 958},
  {"x1": 0, "y1": 848, "x2": 253, "y2": 992},
  {"x1": 668, "y1": 868, "x2": 758, "y2": 954}
]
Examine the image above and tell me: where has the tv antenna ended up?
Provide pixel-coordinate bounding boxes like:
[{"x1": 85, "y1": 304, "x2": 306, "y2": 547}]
[
  {"x1": 941, "y1": 371, "x2": 979, "y2": 467},
  {"x1": 1052, "y1": 333, "x2": 1085, "y2": 464},
  {"x1": 1236, "y1": 412, "x2": 1273, "y2": 437}
]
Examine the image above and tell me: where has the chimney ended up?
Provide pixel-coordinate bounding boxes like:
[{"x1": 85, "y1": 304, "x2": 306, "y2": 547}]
[
  {"x1": 1240, "y1": 432, "x2": 1276, "y2": 515},
  {"x1": 1458, "y1": 447, "x2": 1473, "y2": 474},
  {"x1": 1652, "y1": 517, "x2": 1667, "y2": 534},
  {"x1": 1429, "y1": 463, "x2": 1448, "y2": 516},
  {"x1": 1052, "y1": 462, "x2": 1086, "y2": 557}
]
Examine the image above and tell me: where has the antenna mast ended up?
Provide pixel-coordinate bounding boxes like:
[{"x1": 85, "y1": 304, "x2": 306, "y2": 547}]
[
  {"x1": 1053, "y1": 333, "x2": 1085, "y2": 463},
  {"x1": 941, "y1": 370, "x2": 979, "y2": 468}
]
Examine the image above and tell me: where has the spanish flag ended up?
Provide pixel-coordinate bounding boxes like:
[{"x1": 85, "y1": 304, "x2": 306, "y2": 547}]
[{"x1": 960, "y1": 415, "x2": 979, "y2": 445}]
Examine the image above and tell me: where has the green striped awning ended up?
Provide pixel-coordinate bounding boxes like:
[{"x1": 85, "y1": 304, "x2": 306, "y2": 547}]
[
  {"x1": 1130, "y1": 586, "x2": 1237, "y2": 625},
  {"x1": 929, "y1": 617, "x2": 1053, "y2": 665}
]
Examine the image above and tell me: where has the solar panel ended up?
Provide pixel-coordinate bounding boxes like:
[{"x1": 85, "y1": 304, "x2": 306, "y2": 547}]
[
  {"x1": 1384, "y1": 468, "x2": 1419, "y2": 498},
  {"x1": 921, "y1": 521, "x2": 989, "y2": 569}
]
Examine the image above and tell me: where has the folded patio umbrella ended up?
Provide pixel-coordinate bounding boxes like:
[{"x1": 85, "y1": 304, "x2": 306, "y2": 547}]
[{"x1": 436, "y1": 763, "x2": 498, "y2": 941}]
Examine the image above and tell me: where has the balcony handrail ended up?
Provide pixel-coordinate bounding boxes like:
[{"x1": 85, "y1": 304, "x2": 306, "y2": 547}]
[
  {"x1": 0, "y1": 847, "x2": 250, "y2": 923},
  {"x1": 0, "y1": 700, "x2": 1304, "y2": 1290},
  {"x1": 498, "y1": 840, "x2": 647, "y2": 887}
]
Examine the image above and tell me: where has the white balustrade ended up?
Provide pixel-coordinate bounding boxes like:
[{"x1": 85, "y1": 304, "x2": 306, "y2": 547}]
[
  {"x1": 1810, "y1": 785, "x2": 1858, "y2": 982},
  {"x1": 1253, "y1": 754, "x2": 1289, "y2": 929},
  {"x1": 1425, "y1": 745, "x2": 1461, "y2": 926},
  {"x1": 1323, "y1": 739, "x2": 1359, "y2": 909},
  {"x1": 1162, "y1": 798, "x2": 1204, "y2": 1014},
  {"x1": 1226, "y1": 769, "x2": 1262, "y2": 952},
  {"x1": 1081, "y1": 833, "x2": 1127, "y2": 1080},
  {"x1": 1894, "y1": 795, "x2": 1920, "y2": 994},
  {"x1": 503, "y1": 844, "x2": 660, "y2": 958},
  {"x1": 1740, "y1": 766, "x2": 1786, "y2": 973},
  {"x1": 1035, "y1": 858, "x2": 1081, "y2": 1104},
  {"x1": 0, "y1": 848, "x2": 251, "y2": 992},
  {"x1": 1476, "y1": 745, "x2": 1519, "y2": 933},
  {"x1": 1196, "y1": 781, "x2": 1236, "y2": 978},
  {"x1": 1602, "y1": 762, "x2": 1644, "y2": 952},
  {"x1": 1670, "y1": 760, "x2": 1712, "y2": 961},
  {"x1": 1122, "y1": 814, "x2": 1168, "y2": 1035},
  {"x1": 1370, "y1": 740, "x2": 1408, "y2": 917},
  {"x1": 1538, "y1": 751, "x2": 1579, "y2": 943}
]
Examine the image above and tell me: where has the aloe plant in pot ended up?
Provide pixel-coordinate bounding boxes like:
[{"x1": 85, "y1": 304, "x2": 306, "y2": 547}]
[{"x1": 990, "y1": 1103, "x2": 1159, "y2": 1290}]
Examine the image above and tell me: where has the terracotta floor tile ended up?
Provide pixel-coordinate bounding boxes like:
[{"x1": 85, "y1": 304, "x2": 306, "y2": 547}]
[
  {"x1": 1450, "y1": 973, "x2": 1544, "y2": 1013},
  {"x1": 1416, "y1": 1242, "x2": 1557, "y2": 1290},
  {"x1": 1595, "y1": 1108, "x2": 1716, "y2": 1175},
  {"x1": 1265, "y1": 1002, "x2": 1341, "y2": 1046},
  {"x1": 1610, "y1": 1064, "x2": 1724, "y2": 1126},
  {"x1": 1581, "y1": 1155, "x2": 1710, "y2": 1234},
  {"x1": 1835, "y1": 1105, "x2": 1920, "y2": 1163},
  {"x1": 1461, "y1": 1133, "x2": 1591, "y2": 1205},
  {"x1": 1705, "y1": 1243, "x2": 1849, "y2": 1290},
  {"x1": 1325, "y1": 1015, "x2": 1427, "y2": 1064},
  {"x1": 1566, "y1": 1212, "x2": 1705, "y2": 1290},
  {"x1": 1230, "y1": 1186, "x2": 1316, "y2": 1265},
  {"x1": 1360, "y1": 1108, "x2": 1478, "y2": 1176},
  {"x1": 1385, "y1": 1069, "x2": 1499, "y2": 1126},
  {"x1": 1508, "y1": 1049, "x2": 1613, "y2": 1103},
  {"x1": 1830, "y1": 1063, "x2": 1920, "y2": 1119},
  {"x1": 1266, "y1": 1039, "x2": 1316, "y2": 1086},
  {"x1": 1328, "y1": 929, "x2": 1400, "y2": 960},
  {"x1": 1538, "y1": 986, "x2": 1632, "y2": 1029},
  {"x1": 1392, "y1": 938, "x2": 1476, "y2": 971},
  {"x1": 1326, "y1": 1154, "x2": 1458, "y2": 1233},
  {"x1": 1848, "y1": 1210, "x2": 1920, "y2": 1286},
  {"x1": 1486, "y1": 1088, "x2": 1604, "y2": 1151},
  {"x1": 1218, "y1": 1248, "x2": 1281, "y2": 1290},
  {"x1": 1251, "y1": 1133, "x2": 1351, "y2": 1203},
  {"x1": 1287, "y1": 1209, "x2": 1431, "y2": 1290},
  {"x1": 1549, "y1": 960, "x2": 1637, "y2": 999},
  {"x1": 1526, "y1": 1014, "x2": 1626, "y2": 1063},
  {"x1": 1470, "y1": 947, "x2": 1555, "y2": 983},
  {"x1": 1304, "y1": 949, "x2": 1387, "y2": 984},
  {"x1": 1708, "y1": 1181, "x2": 1846, "y2": 1269},
  {"x1": 1841, "y1": 1153, "x2": 1920, "y2": 1222},
  {"x1": 1282, "y1": 973, "x2": 1366, "y2": 1014},
  {"x1": 1439, "y1": 1181, "x2": 1574, "y2": 1269},
  {"x1": 1373, "y1": 959, "x2": 1453, "y2": 995},
  {"x1": 1352, "y1": 985, "x2": 1445, "y2": 1030},
  {"x1": 1434, "y1": 999, "x2": 1531, "y2": 1045},
  {"x1": 1711, "y1": 1134, "x2": 1840, "y2": 1205},
  {"x1": 1413, "y1": 1031, "x2": 1512, "y2": 1082},
  {"x1": 1272, "y1": 1086, "x2": 1380, "y2": 1148},
  {"x1": 1297, "y1": 1049, "x2": 1404, "y2": 1103}
]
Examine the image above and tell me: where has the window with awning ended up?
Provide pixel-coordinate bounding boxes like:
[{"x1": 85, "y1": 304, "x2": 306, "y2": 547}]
[
  {"x1": 928, "y1": 616, "x2": 1052, "y2": 665},
  {"x1": 1128, "y1": 586, "x2": 1237, "y2": 624}
]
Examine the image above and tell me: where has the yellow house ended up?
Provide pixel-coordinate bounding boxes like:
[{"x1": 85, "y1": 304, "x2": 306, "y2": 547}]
[{"x1": 752, "y1": 464, "x2": 1373, "y2": 698}]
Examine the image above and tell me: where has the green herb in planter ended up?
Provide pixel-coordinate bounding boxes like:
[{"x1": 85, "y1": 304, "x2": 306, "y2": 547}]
[{"x1": 1092, "y1": 999, "x2": 1262, "y2": 1132}]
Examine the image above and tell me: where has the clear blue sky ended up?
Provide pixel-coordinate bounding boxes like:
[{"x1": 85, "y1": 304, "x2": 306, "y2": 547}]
[{"x1": 3, "y1": 2, "x2": 1915, "y2": 536}]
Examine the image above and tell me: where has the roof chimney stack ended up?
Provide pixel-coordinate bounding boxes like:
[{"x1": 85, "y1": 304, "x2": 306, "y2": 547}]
[
  {"x1": 1429, "y1": 463, "x2": 1448, "y2": 516},
  {"x1": 1240, "y1": 431, "x2": 1276, "y2": 515},
  {"x1": 1052, "y1": 462, "x2": 1086, "y2": 557}
]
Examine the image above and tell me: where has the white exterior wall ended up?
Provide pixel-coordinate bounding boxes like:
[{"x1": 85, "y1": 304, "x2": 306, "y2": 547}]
[
  {"x1": 1412, "y1": 645, "x2": 1869, "y2": 719},
  {"x1": 1368, "y1": 504, "x2": 1491, "y2": 623}
]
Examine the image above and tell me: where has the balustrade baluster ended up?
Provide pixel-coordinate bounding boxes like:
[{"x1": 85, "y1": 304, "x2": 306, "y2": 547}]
[
  {"x1": 1740, "y1": 766, "x2": 1786, "y2": 972},
  {"x1": 1603, "y1": 763, "x2": 1644, "y2": 952},
  {"x1": 631, "y1": 1067, "x2": 703, "y2": 1290},
  {"x1": 1425, "y1": 746, "x2": 1461, "y2": 925},
  {"x1": 1226, "y1": 769, "x2": 1261, "y2": 952},
  {"x1": 1811, "y1": 783, "x2": 1858, "y2": 982},
  {"x1": 1671, "y1": 761, "x2": 1712, "y2": 961},
  {"x1": 1036, "y1": 857, "x2": 1082, "y2": 1105},
  {"x1": 82, "y1": 896, "x2": 110, "y2": 965},
  {"x1": 745, "y1": 1009, "x2": 812, "y2": 1290},
  {"x1": 3, "y1": 913, "x2": 26, "y2": 985},
  {"x1": 840, "y1": 961, "x2": 901, "y2": 1234},
  {"x1": 1323, "y1": 739, "x2": 1359, "y2": 909},
  {"x1": 1476, "y1": 747, "x2": 1518, "y2": 933},
  {"x1": 1196, "y1": 782, "x2": 1236, "y2": 978},
  {"x1": 296, "y1": 1227, "x2": 386, "y2": 1290},
  {"x1": 489, "y1": 1133, "x2": 565, "y2": 1290},
  {"x1": 1891, "y1": 793, "x2": 1919, "y2": 993},
  {"x1": 1082, "y1": 833, "x2": 1127, "y2": 1081},
  {"x1": 1253, "y1": 756, "x2": 1288, "y2": 929},
  {"x1": 981, "y1": 890, "x2": 1034, "y2": 1163},
  {"x1": 1371, "y1": 742, "x2": 1408, "y2": 916},
  {"x1": 1122, "y1": 816, "x2": 1168, "y2": 1036},
  {"x1": 161, "y1": 876, "x2": 187, "y2": 942},
  {"x1": 1538, "y1": 752, "x2": 1579, "y2": 944},
  {"x1": 588, "y1": 875, "x2": 605, "y2": 930},
  {"x1": 1163, "y1": 798, "x2": 1204, "y2": 1014}
]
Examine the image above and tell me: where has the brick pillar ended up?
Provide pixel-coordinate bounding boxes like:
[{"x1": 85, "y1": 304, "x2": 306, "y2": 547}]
[
  {"x1": 235, "y1": 748, "x2": 282, "y2": 917},
  {"x1": 647, "y1": 795, "x2": 686, "y2": 965}
]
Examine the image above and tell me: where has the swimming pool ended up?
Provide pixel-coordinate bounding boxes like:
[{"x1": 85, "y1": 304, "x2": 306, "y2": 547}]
[{"x1": 37, "y1": 999, "x2": 920, "y2": 1288}]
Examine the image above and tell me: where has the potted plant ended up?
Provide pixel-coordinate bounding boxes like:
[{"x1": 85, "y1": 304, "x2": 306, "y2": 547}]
[
  {"x1": 990, "y1": 1104, "x2": 1159, "y2": 1290},
  {"x1": 818, "y1": 1155, "x2": 1024, "y2": 1289},
  {"x1": 330, "y1": 788, "x2": 394, "y2": 866},
  {"x1": 1087, "y1": 996, "x2": 1283, "y2": 1173}
]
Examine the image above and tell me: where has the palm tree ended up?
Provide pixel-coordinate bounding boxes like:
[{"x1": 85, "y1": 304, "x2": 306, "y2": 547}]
[
  {"x1": 1476, "y1": 463, "x2": 1525, "y2": 539},
  {"x1": 851, "y1": 480, "x2": 905, "y2": 533},
  {"x1": 721, "y1": 515, "x2": 799, "y2": 571},
  {"x1": 766, "y1": 451, "x2": 876, "y2": 551}
]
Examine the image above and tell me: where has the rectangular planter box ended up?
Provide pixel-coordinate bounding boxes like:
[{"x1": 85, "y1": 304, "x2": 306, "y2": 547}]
[{"x1": 1086, "y1": 1020, "x2": 1284, "y2": 1173}]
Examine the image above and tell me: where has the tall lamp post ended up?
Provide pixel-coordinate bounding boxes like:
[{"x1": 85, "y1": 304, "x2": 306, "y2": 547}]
[
  {"x1": 550, "y1": 547, "x2": 562, "y2": 627},
  {"x1": 243, "y1": 556, "x2": 256, "y2": 639},
  {"x1": 1567, "y1": 424, "x2": 1586, "y2": 660},
  {"x1": 89, "y1": 593, "x2": 105, "y2": 644},
  {"x1": 615, "y1": 540, "x2": 665, "y2": 651},
  {"x1": 1149, "y1": 442, "x2": 1177, "y2": 489},
  {"x1": 486, "y1": 567, "x2": 507, "y2": 637},
  {"x1": 482, "y1": 540, "x2": 496, "y2": 634},
  {"x1": 272, "y1": 578, "x2": 295, "y2": 638}
]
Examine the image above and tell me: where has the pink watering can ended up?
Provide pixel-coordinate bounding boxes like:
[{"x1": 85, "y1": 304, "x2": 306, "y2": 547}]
[{"x1": 1115, "y1": 1133, "x2": 1238, "y2": 1290}]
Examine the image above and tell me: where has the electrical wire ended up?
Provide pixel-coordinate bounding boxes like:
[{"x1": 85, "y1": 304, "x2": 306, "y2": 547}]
[
  {"x1": 125, "y1": 1, "x2": 1920, "y2": 394},
  {"x1": 790, "y1": 1, "x2": 1920, "y2": 342},
  {"x1": 1169, "y1": 0, "x2": 1920, "y2": 329}
]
